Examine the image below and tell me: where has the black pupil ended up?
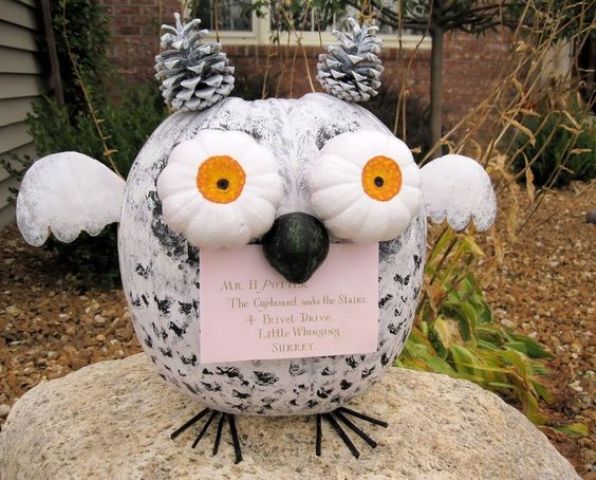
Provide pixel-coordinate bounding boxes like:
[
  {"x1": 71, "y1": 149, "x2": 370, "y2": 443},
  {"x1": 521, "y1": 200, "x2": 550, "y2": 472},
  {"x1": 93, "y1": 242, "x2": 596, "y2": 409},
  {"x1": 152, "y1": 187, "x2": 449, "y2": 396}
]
[
  {"x1": 374, "y1": 176, "x2": 384, "y2": 188},
  {"x1": 216, "y1": 178, "x2": 229, "y2": 190}
]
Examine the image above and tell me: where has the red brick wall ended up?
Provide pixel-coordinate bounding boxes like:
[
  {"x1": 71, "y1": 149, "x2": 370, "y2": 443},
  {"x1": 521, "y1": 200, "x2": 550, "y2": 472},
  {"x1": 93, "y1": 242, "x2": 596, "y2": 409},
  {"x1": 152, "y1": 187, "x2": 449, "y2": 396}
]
[
  {"x1": 441, "y1": 30, "x2": 511, "y2": 127},
  {"x1": 99, "y1": 0, "x2": 180, "y2": 79},
  {"x1": 99, "y1": 0, "x2": 511, "y2": 130}
]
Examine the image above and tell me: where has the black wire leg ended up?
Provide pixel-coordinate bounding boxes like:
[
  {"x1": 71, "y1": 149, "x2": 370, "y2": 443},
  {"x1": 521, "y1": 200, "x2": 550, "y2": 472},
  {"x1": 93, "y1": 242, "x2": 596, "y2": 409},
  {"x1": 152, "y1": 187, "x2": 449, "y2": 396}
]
[
  {"x1": 315, "y1": 407, "x2": 388, "y2": 459},
  {"x1": 170, "y1": 408, "x2": 243, "y2": 464}
]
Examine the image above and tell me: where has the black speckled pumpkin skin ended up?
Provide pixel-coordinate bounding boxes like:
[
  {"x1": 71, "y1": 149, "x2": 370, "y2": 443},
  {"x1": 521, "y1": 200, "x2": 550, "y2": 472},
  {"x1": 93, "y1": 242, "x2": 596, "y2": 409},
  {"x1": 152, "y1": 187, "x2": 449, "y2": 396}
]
[{"x1": 118, "y1": 93, "x2": 426, "y2": 416}]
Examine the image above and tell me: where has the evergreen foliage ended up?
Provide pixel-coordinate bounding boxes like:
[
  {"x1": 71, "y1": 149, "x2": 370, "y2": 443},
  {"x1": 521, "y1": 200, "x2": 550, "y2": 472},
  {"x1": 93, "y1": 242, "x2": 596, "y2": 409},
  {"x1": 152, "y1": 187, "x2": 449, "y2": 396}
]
[
  {"x1": 511, "y1": 104, "x2": 596, "y2": 188},
  {"x1": 36, "y1": 0, "x2": 110, "y2": 117}
]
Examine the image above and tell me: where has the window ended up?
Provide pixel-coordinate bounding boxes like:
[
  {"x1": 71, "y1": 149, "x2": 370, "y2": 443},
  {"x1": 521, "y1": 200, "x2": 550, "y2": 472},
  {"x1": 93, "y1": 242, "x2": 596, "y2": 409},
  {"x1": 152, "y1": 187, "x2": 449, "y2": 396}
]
[
  {"x1": 578, "y1": 32, "x2": 595, "y2": 114},
  {"x1": 187, "y1": 0, "x2": 430, "y2": 49},
  {"x1": 193, "y1": 0, "x2": 253, "y2": 32}
]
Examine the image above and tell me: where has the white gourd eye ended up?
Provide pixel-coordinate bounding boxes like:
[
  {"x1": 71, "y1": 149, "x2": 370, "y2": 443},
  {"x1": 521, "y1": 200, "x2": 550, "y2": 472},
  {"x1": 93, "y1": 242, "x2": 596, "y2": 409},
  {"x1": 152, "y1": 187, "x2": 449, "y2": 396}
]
[
  {"x1": 308, "y1": 130, "x2": 422, "y2": 243},
  {"x1": 157, "y1": 129, "x2": 284, "y2": 249}
]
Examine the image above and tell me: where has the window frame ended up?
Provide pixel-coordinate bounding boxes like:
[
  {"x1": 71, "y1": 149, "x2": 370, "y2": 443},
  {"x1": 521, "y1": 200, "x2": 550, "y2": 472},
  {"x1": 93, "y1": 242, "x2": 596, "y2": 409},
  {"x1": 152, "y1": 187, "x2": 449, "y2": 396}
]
[{"x1": 187, "y1": 5, "x2": 431, "y2": 50}]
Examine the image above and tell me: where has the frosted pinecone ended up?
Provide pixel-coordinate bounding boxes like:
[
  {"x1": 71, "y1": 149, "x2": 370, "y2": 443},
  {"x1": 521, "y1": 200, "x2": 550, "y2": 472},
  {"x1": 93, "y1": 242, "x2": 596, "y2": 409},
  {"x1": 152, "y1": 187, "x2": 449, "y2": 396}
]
[
  {"x1": 155, "y1": 13, "x2": 235, "y2": 111},
  {"x1": 317, "y1": 18, "x2": 384, "y2": 102}
]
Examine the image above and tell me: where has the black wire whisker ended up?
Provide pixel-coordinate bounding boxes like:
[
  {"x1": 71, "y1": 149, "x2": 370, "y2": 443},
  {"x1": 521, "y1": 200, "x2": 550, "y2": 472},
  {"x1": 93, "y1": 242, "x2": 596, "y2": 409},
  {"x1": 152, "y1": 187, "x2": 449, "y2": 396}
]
[
  {"x1": 228, "y1": 414, "x2": 243, "y2": 464},
  {"x1": 192, "y1": 410, "x2": 218, "y2": 449},
  {"x1": 170, "y1": 407, "x2": 210, "y2": 440},
  {"x1": 338, "y1": 406, "x2": 389, "y2": 428},
  {"x1": 323, "y1": 413, "x2": 360, "y2": 459},
  {"x1": 315, "y1": 414, "x2": 322, "y2": 456},
  {"x1": 333, "y1": 410, "x2": 378, "y2": 448},
  {"x1": 172, "y1": 408, "x2": 244, "y2": 463},
  {"x1": 212, "y1": 413, "x2": 226, "y2": 456}
]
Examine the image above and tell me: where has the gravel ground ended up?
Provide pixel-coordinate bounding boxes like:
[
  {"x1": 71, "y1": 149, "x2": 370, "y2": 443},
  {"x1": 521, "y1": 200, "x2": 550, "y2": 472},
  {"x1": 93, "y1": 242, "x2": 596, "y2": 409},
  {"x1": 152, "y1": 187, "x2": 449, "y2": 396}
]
[
  {"x1": 0, "y1": 184, "x2": 594, "y2": 477},
  {"x1": 0, "y1": 237, "x2": 141, "y2": 413},
  {"x1": 484, "y1": 182, "x2": 595, "y2": 478}
]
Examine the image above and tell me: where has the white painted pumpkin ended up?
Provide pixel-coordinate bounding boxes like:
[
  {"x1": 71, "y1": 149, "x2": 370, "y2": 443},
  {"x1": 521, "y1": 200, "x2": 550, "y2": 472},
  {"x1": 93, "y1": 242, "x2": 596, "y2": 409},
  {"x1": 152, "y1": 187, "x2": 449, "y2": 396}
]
[
  {"x1": 118, "y1": 93, "x2": 426, "y2": 415},
  {"x1": 157, "y1": 129, "x2": 284, "y2": 249},
  {"x1": 309, "y1": 130, "x2": 422, "y2": 242},
  {"x1": 16, "y1": 93, "x2": 497, "y2": 417}
]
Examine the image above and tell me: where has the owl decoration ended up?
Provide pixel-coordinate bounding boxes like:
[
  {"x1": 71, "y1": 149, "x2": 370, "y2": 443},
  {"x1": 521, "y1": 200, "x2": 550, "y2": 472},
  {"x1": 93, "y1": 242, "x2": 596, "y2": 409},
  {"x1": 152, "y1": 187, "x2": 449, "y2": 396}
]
[{"x1": 15, "y1": 16, "x2": 496, "y2": 464}]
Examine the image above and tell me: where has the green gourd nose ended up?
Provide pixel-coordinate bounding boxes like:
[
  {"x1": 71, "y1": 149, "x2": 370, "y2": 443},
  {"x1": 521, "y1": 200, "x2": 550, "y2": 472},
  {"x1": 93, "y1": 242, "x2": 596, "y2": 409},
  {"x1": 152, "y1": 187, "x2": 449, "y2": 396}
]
[{"x1": 261, "y1": 213, "x2": 330, "y2": 284}]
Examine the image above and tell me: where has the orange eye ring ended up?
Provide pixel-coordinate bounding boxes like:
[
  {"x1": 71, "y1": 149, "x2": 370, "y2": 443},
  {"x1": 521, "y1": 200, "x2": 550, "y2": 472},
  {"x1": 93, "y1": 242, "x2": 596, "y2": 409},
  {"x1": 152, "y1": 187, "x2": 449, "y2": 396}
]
[
  {"x1": 362, "y1": 155, "x2": 402, "y2": 201},
  {"x1": 196, "y1": 155, "x2": 246, "y2": 204}
]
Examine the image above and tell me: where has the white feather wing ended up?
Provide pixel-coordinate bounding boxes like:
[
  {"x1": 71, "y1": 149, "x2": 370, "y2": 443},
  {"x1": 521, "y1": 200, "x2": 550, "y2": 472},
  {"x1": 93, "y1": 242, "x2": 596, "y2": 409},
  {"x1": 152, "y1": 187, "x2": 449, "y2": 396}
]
[
  {"x1": 420, "y1": 154, "x2": 496, "y2": 231},
  {"x1": 16, "y1": 152, "x2": 126, "y2": 246}
]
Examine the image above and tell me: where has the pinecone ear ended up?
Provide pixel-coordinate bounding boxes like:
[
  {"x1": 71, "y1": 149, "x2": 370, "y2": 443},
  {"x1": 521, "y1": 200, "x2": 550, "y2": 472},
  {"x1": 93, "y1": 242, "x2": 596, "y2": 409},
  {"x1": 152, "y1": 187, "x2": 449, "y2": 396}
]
[
  {"x1": 155, "y1": 13, "x2": 235, "y2": 112},
  {"x1": 316, "y1": 17, "x2": 384, "y2": 103}
]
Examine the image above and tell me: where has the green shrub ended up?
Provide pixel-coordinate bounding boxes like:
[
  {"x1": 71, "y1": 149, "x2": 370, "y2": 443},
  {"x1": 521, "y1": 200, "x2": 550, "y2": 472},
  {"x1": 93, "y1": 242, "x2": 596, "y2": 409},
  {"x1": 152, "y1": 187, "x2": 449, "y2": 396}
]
[
  {"x1": 26, "y1": 83, "x2": 166, "y2": 178},
  {"x1": 511, "y1": 106, "x2": 596, "y2": 188},
  {"x1": 42, "y1": 83, "x2": 165, "y2": 287},
  {"x1": 103, "y1": 84, "x2": 168, "y2": 178},
  {"x1": 36, "y1": 0, "x2": 111, "y2": 118},
  {"x1": 397, "y1": 229, "x2": 554, "y2": 424},
  {"x1": 1, "y1": 83, "x2": 167, "y2": 288}
]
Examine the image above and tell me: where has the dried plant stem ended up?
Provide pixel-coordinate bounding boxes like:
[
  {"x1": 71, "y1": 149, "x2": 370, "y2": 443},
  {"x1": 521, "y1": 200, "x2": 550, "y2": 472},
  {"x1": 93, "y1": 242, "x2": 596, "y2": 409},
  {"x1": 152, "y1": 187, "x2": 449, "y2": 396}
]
[
  {"x1": 280, "y1": 1, "x2": 316, "y2": 94},
  {"x1": 60, "y1": 0, "x2": 121, "y2": 177}
]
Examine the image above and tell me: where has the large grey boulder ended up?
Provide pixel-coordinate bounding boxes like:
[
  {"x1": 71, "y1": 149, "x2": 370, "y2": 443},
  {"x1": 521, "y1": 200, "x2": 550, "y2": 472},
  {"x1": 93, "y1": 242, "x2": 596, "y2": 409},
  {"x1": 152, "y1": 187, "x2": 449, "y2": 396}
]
[{"x1": 0, "y1": 354, "x2": 579, "y2": 480}]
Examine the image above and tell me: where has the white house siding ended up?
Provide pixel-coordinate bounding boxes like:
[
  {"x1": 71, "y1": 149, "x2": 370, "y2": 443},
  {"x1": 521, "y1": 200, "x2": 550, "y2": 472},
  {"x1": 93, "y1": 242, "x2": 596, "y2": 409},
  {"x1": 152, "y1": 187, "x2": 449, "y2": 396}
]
[{"x1": 0, "y1": 0, "x2": 43, "y2": 227}]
